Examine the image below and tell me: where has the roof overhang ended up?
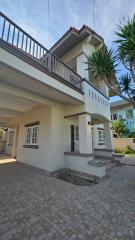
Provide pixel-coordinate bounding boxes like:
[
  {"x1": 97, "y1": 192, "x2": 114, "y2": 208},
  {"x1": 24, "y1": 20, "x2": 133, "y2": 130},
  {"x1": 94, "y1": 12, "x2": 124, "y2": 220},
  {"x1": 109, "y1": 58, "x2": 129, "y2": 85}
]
[
  {"x1": 50, "y1": 26, "x2": 104, "y2": 58},
  {"x1": 110, "y1": 99, "x2": 131, "y2": 109}
]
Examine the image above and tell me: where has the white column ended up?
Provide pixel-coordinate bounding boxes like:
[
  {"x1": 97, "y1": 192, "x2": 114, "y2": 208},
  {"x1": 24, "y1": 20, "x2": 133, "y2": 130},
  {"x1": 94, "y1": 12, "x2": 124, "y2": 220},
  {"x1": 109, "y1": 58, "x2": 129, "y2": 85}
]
[
  {"x1": 12, "y1": 124, "x2": 19, "y2": 158},
  {"x1": 79, "y1": 114, "x2": 93, "y2": 154},
  {"x1": 104, "y1": 122, "x2": 113, "y2": 150}
]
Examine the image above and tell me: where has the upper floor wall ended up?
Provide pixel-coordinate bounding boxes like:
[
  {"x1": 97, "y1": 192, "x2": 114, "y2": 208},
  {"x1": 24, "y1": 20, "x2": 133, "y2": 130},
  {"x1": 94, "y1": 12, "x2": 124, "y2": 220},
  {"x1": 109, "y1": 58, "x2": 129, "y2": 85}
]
[
  {"x1": 61, "y1": 36, "x2": 108, "y2": 97},
  {"x1": 0, "y1": 12, "x2": 111, "y2": 122}
]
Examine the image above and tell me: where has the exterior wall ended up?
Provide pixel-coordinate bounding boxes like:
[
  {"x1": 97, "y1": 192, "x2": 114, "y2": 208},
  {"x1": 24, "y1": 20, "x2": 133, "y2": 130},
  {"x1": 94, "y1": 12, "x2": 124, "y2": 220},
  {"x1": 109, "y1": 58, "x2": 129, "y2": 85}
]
[
  {"x1": 16, "y1": 103, "x2": 71, "y2": 172},
  {"x1": 0, "y1": 47, "x2": 84, "y2": 103},
  {"x1": 17, "y1": 106, "x2": 52, "y2": 171},
  {"x1": 50, "y1": 104, "x2": 65, "y2": 171},
  {"x1": 65, "y1": 155, "x2": 106, "y2": 178},
  {"x1": 61, "y1": 41, "x2": 83, "y2": 64},
  {"x1": 61, "y1": 37, "x2": 108, "y2": 97},
  {"x1": 83, "y1": 81, "x2": 110, "y2": 121},
  {"x1": 77, "y1": 54, "x2": 89, "y2": 80},
  {"x1": 113, "y1": 138, "x2": 135, "y2": 151}
]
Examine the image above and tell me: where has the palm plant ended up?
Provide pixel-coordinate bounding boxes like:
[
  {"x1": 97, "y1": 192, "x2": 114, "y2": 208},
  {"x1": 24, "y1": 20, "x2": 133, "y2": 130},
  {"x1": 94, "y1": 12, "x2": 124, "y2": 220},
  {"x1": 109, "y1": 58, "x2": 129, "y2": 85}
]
[
  {"x1": 115, "y1": 15, "x2": 135, "y2": 82},
  {"x1": 119, "y1": 73, "x2": 133, "y2": 98},
  {"x1": 86, "y1": 14, "x2": 135, "y2": 105},
  {"x1": 86, "y1": 47, "x2": 135, "y2": 104}
]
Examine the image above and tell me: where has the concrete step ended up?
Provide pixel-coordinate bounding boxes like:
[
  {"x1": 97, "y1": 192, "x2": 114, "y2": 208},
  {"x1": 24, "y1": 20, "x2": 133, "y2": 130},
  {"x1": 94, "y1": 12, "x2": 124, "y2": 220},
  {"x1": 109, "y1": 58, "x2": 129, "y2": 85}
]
[{"x1": 106, "y1": 162, "x2": 117, "y2": 173}]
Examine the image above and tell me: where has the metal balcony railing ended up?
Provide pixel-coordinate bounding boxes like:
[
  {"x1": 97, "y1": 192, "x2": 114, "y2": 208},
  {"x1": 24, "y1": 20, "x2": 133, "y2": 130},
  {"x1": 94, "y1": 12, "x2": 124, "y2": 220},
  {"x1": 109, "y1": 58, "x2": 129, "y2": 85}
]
[{"x1": 0, "y1": 12, "x2": 82, "y2": 91}]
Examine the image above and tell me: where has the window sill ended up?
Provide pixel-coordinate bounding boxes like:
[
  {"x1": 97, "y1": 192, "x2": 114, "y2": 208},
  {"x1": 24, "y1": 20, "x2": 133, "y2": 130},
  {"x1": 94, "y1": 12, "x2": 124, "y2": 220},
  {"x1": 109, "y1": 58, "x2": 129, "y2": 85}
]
[
  {"x1": 23, "y1": 145, "x2": 39, "y2": 149},
  {"x1": 98, "y1": 143, "x2": 105, "y2": 145}
]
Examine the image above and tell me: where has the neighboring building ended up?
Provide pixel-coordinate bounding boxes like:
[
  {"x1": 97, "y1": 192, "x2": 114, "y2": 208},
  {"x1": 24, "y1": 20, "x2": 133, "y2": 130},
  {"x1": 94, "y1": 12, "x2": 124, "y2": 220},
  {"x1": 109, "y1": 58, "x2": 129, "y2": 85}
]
[
  {"x1": 110, "y1": 100, "x2": 135, "y2": 132},
  {"x1": 0, "y1": 12, "x2": 113, "y2": 178}
]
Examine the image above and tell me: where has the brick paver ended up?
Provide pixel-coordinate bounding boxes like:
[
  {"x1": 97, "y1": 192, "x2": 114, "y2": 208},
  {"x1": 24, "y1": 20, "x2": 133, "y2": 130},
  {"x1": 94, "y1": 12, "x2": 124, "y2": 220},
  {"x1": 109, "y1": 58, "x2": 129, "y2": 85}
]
[{"x1": 0, "y1": 162, "x2": 135, "y2": 240}]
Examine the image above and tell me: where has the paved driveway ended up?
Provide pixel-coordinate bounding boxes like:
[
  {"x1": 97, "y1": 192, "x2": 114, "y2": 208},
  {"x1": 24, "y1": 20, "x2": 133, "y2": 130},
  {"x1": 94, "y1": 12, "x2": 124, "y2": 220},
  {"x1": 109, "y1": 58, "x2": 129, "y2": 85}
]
[
  {"x1": 0, "y1": 162, "x2": 135, "y2": 240},
  {"x1": 124, "y1": 156, "x2": 135, "y2": 165}
]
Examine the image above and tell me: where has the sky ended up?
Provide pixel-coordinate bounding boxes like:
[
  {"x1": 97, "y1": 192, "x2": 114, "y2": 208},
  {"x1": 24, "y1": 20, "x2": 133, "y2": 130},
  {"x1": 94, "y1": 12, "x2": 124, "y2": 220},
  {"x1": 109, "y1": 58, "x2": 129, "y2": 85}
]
[{"x1": 1, "y1": 0, "x2": 135, "y2": 101}]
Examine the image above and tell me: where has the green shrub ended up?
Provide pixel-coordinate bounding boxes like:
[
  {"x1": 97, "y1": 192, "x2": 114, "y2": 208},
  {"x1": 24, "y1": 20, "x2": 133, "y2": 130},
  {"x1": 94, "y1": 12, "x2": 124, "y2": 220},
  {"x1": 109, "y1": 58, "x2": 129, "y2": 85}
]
[
  {"x1": 115, "y1": 145, "x2": 135, "y2": 154},
  {"x1": 128, "y1": 132, "x2": 135, "y2": 138},
  {"x1": 115, "y1": 148, "x2": 124, "y2": 153},
  {"x1": 123, "y1": 145, "x2": 135, "y2": 154}
]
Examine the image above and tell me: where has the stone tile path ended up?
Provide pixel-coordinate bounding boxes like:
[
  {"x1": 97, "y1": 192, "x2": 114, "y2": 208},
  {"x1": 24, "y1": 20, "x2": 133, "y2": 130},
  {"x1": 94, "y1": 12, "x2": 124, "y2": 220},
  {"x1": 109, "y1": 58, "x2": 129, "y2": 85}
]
[{"x1": 0, "y1": 161, "x2": 135, "y2": 240}]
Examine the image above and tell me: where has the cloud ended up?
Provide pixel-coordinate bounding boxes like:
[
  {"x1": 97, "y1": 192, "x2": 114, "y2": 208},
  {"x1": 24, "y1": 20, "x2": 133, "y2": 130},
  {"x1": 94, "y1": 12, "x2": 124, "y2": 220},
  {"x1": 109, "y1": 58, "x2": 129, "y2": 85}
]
[
  {"x1": 0, "y1": 0, "x2": 55, "y2": 48},
  {"x1": 1, "y1": 0, "x2": 135, "y2": 49}
]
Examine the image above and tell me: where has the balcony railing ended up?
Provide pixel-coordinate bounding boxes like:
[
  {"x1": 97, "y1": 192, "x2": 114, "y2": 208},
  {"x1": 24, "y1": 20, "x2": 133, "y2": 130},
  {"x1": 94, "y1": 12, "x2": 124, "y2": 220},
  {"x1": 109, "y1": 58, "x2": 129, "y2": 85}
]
[{"x1": 0, "y1": 12, "x2": 82, "y2": 91}]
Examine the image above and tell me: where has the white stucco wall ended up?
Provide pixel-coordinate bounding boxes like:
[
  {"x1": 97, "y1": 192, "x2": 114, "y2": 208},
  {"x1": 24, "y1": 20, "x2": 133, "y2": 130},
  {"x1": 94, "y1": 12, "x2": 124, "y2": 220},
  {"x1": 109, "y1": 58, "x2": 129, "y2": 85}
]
[
  {"x1": 65, "y1": 155, "x2": 106, "y2": 178},
  {"x1": 16, "y1": 103, "x2": 73, "y2": 172},
  {"x1": 17, "y1": 106, "x2": 52, "y2": 171},
  {"x1": 0, "y1": 47, "x2": 84, "y2": 103},
  {"x1": 83, "y1": 81, "x2": 111, "y2": 121},
  {"x1": 50, "y1": 104, "x2": 65, "y2": 171}
]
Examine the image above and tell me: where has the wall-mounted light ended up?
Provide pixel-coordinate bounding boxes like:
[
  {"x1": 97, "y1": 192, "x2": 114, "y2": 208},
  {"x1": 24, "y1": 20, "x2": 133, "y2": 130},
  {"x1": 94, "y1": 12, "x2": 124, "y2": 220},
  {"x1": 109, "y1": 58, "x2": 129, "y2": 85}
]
[
  {"x1": 91, "y1": 122, "x2": 94, "y2": 129},
  {"x1": 88, "y1": 121, "x2": 91, "y2": 125}
]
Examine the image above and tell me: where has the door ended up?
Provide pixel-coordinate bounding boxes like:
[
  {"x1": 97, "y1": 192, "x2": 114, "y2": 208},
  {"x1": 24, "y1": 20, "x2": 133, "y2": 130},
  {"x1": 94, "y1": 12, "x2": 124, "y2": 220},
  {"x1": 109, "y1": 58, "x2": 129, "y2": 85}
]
[{"x1": 71, "y1": 125, "x2": 79, "y2": 152}]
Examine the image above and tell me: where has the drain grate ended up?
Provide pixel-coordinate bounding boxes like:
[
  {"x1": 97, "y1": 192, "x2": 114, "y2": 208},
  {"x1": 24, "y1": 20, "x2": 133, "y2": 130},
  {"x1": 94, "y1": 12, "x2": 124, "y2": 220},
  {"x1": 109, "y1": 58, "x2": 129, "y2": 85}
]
[{"x1": 56, "y1": 172, "x2": 98, "y2": 186}]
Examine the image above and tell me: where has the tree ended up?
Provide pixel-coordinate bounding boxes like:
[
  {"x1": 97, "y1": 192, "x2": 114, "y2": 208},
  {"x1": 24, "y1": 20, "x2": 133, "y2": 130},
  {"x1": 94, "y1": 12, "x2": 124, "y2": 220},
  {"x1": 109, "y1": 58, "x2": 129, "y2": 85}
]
[
  {"x1": 112, "y1": 119, "x2": 129, "y2": 137},
  {"x1": 115, "y1": 15, "x2": 135, "y2": 83},
  {"x1": 86, "y1": 15, "x2": 135, "y2": 105}
]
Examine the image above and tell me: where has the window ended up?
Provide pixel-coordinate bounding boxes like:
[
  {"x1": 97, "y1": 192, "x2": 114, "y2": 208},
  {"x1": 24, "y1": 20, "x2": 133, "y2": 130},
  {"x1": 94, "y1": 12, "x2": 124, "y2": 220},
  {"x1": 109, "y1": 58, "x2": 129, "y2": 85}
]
[
  {"x1": 25, "y1": 124, "x2": 39, "y2": 146},
  {"x1": 8, "y1": 132, "x2": 14, "y2": 145},
  {"x1": 74, "y1": 126, "x2": 79, "y2": 141},
  {"x1": 113, "y1": 113, "x2": 117, "y2": 120},
  {"x1": 98, "y1": 130, "x2": 105, "y2": 144}
]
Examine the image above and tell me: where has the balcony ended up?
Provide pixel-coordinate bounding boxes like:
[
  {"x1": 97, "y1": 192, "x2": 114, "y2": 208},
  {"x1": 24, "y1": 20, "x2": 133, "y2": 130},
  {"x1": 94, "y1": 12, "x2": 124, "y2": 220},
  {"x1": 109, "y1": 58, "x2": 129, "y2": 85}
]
[{"x1": 0, "y1": 12, "x2": 82, "y2": 92}]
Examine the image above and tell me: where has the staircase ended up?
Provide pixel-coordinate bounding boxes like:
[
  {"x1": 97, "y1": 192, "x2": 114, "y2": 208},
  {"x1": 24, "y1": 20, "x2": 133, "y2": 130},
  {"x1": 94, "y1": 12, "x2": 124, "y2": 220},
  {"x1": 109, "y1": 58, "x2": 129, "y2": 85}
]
[{"x1": 95, "y1": 155, "x2": 117, "y2": 175}]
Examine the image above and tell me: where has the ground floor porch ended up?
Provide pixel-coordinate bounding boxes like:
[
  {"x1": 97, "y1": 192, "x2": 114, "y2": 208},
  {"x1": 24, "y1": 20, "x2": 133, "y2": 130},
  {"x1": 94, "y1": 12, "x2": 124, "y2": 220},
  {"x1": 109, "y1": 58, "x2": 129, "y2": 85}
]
[
  {"x1": 0, "y1": 160, "x2": 135, "y2": 239},
  {"x1": 0, "y1": 103, "x2": 114, "y2": 178}
]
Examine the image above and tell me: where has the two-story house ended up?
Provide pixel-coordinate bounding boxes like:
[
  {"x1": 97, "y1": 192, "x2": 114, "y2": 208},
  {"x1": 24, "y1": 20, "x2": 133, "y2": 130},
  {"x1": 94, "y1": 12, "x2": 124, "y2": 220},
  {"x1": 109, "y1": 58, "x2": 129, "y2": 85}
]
[
  {"x1": 0, "y1": 12, "x2": 113, "y2": 178},
  {"x1": 110, "y1": 100, "x2": 135, "y2": 132}
]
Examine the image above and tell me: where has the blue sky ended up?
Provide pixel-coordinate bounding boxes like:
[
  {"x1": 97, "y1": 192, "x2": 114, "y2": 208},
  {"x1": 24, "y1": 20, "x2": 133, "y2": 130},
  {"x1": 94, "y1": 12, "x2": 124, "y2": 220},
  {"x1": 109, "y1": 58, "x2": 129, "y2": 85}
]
[{"x1": 1, "y1": 0, "x2": 135, "y2": 101}]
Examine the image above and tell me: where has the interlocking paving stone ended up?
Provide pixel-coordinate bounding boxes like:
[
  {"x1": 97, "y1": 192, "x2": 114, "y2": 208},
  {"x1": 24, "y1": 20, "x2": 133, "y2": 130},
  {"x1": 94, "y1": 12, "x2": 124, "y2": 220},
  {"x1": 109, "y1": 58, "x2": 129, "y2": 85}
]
[{"x1": 0, "y1": 162, "x2": 135, "y2": 239}]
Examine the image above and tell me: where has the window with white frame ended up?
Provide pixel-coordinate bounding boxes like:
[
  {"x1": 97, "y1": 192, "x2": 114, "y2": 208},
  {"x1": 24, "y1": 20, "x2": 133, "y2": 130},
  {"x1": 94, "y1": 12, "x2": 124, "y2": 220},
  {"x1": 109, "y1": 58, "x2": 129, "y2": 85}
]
[
  {"x1": 98, "y1": 129, "x2": 105, "y2": 144},
  {"x1": 8, "y1": 132, "x2": 14, "y2": 145},
  {"x1": 74, "y1": 126, "x2": 79, "y2": 141},
  {"x1": 25, "y1": 124, "x2": 39, "y2": 145}
]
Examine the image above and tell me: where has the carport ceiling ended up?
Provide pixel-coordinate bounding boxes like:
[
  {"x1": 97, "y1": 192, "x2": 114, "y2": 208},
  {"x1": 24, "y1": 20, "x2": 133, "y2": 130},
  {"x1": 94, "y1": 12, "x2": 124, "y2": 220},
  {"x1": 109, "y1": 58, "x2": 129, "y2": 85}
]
[{"x1": 0, "y1": 91, "x2": 39, "y2": 112}]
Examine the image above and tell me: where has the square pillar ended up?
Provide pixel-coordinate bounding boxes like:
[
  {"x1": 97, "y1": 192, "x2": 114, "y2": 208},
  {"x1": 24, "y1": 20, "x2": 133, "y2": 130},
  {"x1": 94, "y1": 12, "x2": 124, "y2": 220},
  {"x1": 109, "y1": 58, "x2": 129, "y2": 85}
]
[
  {"x1": 12, "y1": 124, "x2": 19, "y2": 158},
  {"x1": 79, "y1": 114, "x2": 92, "y2": 154},
  {"x1": 104, "y1": 122, "x2": 113, "y2": 150}
]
